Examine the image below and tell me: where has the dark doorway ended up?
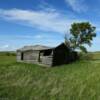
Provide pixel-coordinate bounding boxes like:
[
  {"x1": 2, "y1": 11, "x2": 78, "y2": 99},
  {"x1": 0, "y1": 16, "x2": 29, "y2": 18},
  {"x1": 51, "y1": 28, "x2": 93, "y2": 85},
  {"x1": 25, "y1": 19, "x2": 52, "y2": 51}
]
[
  {"x1": 21, "y1": 52, "x2": 24, "y2": 60},
  {"x1": 38, "y1": 51, "x2": 41, "y2": 62}
]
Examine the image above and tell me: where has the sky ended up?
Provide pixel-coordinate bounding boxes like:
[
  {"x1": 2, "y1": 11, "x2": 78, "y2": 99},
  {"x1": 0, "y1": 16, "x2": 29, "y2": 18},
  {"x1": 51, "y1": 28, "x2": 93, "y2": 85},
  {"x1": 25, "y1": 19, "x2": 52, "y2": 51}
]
[{"x1": 0, "y1": 0, "x2": 100, "y2": 51}]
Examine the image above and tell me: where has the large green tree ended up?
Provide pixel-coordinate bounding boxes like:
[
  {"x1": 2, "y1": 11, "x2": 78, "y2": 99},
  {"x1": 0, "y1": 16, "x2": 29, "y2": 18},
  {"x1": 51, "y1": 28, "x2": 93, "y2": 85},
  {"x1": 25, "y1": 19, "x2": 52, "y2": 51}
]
[{"x1": 65, "y1": 22, "x2": 96, "y2": 53}]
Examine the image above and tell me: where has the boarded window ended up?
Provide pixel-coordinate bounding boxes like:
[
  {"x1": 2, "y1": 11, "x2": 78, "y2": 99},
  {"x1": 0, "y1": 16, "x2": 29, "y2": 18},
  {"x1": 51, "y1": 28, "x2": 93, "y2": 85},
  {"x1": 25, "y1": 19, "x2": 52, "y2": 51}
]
[{"x1": 43, "y1": 50, "x2": 52, "y2": 56}]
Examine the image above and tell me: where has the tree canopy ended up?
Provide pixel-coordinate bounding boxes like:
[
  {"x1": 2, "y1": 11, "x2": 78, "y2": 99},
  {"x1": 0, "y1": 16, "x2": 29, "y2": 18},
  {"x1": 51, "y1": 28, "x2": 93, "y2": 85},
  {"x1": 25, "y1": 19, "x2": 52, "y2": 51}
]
[{"x1": 65, "y1": 22, "x2": 96, "y2": 53}]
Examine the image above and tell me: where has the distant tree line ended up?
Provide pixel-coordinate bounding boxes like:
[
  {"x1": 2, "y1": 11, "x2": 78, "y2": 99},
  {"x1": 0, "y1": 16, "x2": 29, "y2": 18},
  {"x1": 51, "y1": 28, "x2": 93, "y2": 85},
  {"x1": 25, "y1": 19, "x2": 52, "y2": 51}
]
[{"x1": 0, "y1": 52, "x2": 16, "y2": 56}]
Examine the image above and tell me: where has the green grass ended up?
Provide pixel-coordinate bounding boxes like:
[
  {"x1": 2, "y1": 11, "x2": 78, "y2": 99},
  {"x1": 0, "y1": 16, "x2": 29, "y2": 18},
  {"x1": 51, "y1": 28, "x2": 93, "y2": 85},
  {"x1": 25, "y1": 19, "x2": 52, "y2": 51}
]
[{"x1": 0, "y1": 52, "x2": 100, "y2": 100}]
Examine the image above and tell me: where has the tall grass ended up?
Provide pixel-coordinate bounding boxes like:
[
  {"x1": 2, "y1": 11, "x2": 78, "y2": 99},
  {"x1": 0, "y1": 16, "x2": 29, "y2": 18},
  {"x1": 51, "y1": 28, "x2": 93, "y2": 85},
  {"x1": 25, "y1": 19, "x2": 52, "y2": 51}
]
[{"x1": 0, "y1": 52, "x2": 100, "y2": 100}]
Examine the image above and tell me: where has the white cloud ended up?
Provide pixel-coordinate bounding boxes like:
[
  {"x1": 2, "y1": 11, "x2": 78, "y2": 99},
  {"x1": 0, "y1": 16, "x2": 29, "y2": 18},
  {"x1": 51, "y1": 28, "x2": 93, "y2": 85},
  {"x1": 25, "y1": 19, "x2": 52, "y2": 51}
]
[
  {"x1": 1, "y1": 34, "x2": 53, "y2": 40},
  {"x1": 2, "y1": 45, "x2": 9, "y2": 49},
  {"x1": 16, "y1": 34, "x2": 50, "y2": 39},
  {"x1": 0, "y1": 8, "x2": 80, "y2": 34},
  {"x1": 0, "y1": 44, "x2": 11, "y2": 51},
  {"x1": 0, "y1": 44, "x2": 17, "y2": 51},
  {"x1": 34, "y1": 34, "x2": 46, "y2": 39},
  {"x1": 65, "y1": 0, "x2": 88, "y2": 13}
]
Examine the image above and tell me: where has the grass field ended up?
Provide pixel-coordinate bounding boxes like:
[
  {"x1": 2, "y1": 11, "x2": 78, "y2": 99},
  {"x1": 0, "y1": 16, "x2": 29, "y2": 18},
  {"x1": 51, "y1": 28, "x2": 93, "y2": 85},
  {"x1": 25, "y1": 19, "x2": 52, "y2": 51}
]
[{"x1": 0, "y1": 52, "x2": 100, "y2": 100}]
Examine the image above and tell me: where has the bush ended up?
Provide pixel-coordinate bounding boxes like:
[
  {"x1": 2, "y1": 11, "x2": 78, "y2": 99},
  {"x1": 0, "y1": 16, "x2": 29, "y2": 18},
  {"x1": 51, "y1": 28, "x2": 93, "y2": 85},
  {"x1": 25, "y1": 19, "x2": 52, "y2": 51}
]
[
  {"x1": 79, "y1": 52, "x2": 93, "y2": 60},
  {"x1": 5, "y1": 52, "x2": 16, "y2": 56},
  {"x1": 5, "y1": 52, "x2": 10, "y2": 56}
]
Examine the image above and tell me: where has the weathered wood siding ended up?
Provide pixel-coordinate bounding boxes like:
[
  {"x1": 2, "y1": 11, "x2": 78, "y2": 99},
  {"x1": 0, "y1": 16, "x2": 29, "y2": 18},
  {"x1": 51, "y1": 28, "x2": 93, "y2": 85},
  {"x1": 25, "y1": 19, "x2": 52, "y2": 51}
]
[
  {"x1": 40, "y1": 56, "x2": 53, "y2": 66},
  {"x1": 16, "y1": 51, "x2": 21, "y2": 61},
  {"x1": 17, "y1": 50, "x2": 39, "y2": 63},
  {"x1": 23, "y1": 50, "x2": 39, "y2": 63}
]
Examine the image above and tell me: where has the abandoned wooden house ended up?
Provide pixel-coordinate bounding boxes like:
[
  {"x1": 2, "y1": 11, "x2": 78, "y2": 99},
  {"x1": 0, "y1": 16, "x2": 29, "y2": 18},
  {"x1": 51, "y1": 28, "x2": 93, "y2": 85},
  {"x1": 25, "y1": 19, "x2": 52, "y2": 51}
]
[{"x1": 16, "y1": 43, "x2": 78, "y2": 66}]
